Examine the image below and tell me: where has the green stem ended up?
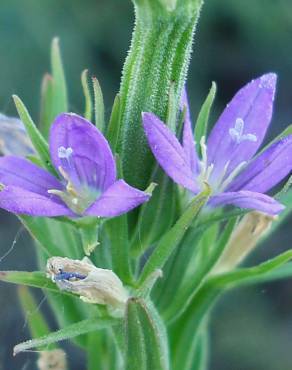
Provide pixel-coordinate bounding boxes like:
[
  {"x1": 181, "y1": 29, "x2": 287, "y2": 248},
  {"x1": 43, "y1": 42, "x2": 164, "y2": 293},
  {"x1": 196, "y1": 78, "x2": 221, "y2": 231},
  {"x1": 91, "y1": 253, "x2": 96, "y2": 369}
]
[{"x1": 118, "y1": 0, "x2": 203, "y2": 188}]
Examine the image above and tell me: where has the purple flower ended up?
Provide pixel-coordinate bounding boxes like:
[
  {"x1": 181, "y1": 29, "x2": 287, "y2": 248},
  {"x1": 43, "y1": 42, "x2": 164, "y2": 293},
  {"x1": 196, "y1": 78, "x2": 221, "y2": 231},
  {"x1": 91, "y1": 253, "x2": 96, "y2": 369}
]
[
  {"x1": 143, "y1": 73, "x2": 292, "y2": 215},
  {"x1": 0, "y1": 113, "x2": 150, "y2": 217}
]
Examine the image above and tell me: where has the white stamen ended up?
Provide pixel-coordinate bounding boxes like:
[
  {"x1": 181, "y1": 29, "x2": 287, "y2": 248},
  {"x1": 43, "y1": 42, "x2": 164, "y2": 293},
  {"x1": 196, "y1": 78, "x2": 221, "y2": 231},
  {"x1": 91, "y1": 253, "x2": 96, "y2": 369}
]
[
  {"x1": 72, "y1": 198, "x2": 78, "y2": 205},
  {"x1": 58, "y1": 146, "x2": 73, "y2": 160},
  {"x1": 229, "y1": 118, "x2": 257, "y2": 144},
  {"x1": 219, "y1": 161, "x2": 247, "y2": 191}
]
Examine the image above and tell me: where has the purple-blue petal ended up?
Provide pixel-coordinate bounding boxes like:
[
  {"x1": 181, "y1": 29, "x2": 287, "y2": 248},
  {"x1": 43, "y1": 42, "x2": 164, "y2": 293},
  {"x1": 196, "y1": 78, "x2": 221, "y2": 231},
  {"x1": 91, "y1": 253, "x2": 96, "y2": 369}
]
[
  {"x1": 207, "y1": 74, "x2": 277, "y2": 183},
  {"x1": 85, "y1": 180, "x2": 150, "y2": 217},
  {"x1": 0, "y1": 156, "x2": 63, "y2": 196},
  {"x1": 49, "y1": 113, "x2": 116, "y2": 192},
  {"x1": 0, "y1": 185, "x2": 74, "y2": 216},
  {"x1": 180, "y1": 88, "x2": 200, "y2": 174},
  {"x1": 210, "y1": 190, "x2": 284, "y2": 215},
  {"x1": 228, "y1": 135, "x2": 292, "y2": 193},
  {"x1": 143, "y1": 112, "x2": 199, "y2": 193}
]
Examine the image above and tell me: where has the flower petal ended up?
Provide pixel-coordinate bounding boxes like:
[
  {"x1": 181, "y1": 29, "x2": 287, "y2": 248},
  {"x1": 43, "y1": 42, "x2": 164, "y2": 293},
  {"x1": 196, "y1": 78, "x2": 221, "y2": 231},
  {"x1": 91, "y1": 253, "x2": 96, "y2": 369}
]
[
  {"x1": 210, "y1": 190, "x2": 284, "y2": 215},
  {"x1": 0, "y1": 186, "x2": 73, "y2": 216},
  {"x1": 207, "y1": 74, "x2": 277, "y2": 182},
  {"x1": 228, "y1": 135, "x2": 292, "y2": 193},
  {"x1": 49, "y1": 113, "x2": 116, "y2": 191},
  {"x1": 85, "y1": 180, "x2": 150, "y2": 217},
  {"x1": 0, "y1": 156, "x2": 63, "y2": 196},
  {"x1": 181, "y1": 88, "x2": 200, "y2": 174},
  {"x1": 143, "y1": 112, "x2": 199, "y2": 193}
]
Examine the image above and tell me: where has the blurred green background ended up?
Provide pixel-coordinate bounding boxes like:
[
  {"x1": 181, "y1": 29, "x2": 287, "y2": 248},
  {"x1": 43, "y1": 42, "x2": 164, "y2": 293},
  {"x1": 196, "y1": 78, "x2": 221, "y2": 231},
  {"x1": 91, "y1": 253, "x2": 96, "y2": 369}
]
[{"x1": 0, "y1": 0, "x2": 291, "y2": 369}]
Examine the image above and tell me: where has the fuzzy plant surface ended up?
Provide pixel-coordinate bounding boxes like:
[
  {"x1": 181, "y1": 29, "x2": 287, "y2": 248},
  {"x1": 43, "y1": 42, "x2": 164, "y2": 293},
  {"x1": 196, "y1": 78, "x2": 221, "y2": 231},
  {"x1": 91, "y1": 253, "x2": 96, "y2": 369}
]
[{"x1": 0, "y1": 0, "x2": 291, "y2": 369}]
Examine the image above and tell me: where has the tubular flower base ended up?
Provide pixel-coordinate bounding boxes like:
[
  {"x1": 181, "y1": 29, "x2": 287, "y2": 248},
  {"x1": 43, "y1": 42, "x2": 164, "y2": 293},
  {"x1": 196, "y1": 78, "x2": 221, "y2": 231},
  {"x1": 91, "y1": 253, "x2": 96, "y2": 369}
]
[
  {"x1": 0, "y1": 113, "x2": 150, "y2": 217},
  {"x1": 143, "y1": 73, "x2": 292, "y2": 215}
]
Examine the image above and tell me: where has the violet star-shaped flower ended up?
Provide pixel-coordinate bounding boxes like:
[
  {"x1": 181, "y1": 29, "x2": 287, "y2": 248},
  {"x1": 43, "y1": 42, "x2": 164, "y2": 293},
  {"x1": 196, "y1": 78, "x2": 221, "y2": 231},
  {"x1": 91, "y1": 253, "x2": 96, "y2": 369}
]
[
  {"x1": 143, "y1": 73, "x2": 292, "y2": 215},
  {"x1": 0, "y1": 113, "x2": 150, "y2": 217}
]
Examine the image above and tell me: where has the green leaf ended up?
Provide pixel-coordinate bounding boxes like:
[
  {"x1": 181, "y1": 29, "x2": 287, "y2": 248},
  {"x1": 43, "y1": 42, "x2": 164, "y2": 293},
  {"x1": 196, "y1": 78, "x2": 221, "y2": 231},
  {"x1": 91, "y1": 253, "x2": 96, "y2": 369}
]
[
  {"x1": 0, "y1": 271, "x2": 61, "y2": 293},
  {"x1": 172, "y1": 325, "x2": 209, "y2": 370},
  {"x1": 169, "y1": 250, "x2": 292, "y2": 369},
  {"x1": 131, "y1": 166, "x2": 178, "y2": 257},
  {"x1": 81, "y1": 69, "x2": 93, "y2": 121},
  {"x1": 163, "y1": 218, "x2": 237, "y2": 322},
  {"x1": 138, "y1": 186, "x2": 211, "y2": 284},
  {"x1": 194, "y1": 208, "x2": 247, "y2": 232},
  {"x1": 14, "y1": 316, "x2": 119, "y2": 355},
  {"x1": 12, "y1": 95, "x2": 55, "y2": 174},
  {"x1": 39, "y1": 38, "x2": 68, "y2": 137},
  {"x1": 93, "y1": 77, "x2": 105, "y2": 132},
  {"x1": 20, "y1": 216, "x2": 83, "y2": 259},
  {"x1": 106, "y1": 215, "x2": 132, "y2": 284},
  {"x1": 18, "y1": 286, "x2": 55, "y2": 349},
  {"x1": 107, "y1": 94, "x2": 121, "y2": 152},
  {"x1": 51, "y1": 37, "x2": 68, "y2": 115},
  {"x1": 40, "y1": 73, "x2": 54, "y2": 138},
  {"x1": 125, "y1": 298, "x2": 169, "y2": 370},
  {"x1": 194, "y1": 82, "x2": 216, "y2": 153},
  {"x1": 209, "y1": 249, "x2": 292, "y2": 289}
]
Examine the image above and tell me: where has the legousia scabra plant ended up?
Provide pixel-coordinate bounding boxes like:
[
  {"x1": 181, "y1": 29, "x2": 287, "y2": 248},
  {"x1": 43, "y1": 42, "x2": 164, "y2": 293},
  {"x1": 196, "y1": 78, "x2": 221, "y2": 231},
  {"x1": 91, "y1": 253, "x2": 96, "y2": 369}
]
[{"x1": 0, "y1": 0, "x2": 291, "y2": 369}]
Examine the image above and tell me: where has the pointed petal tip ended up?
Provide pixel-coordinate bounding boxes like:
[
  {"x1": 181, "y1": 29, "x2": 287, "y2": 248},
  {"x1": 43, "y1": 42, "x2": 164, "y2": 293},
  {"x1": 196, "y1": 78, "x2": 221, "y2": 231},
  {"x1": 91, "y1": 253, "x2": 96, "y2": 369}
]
[{"x1": 258, "y1": 73, "x2": 277, "y2": 91}]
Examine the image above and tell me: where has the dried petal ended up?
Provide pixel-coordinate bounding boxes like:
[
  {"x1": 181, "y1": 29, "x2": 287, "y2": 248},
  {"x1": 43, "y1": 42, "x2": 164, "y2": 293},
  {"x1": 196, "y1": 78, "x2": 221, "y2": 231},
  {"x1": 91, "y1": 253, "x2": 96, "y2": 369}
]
[{"x1": 47, "y1": 257, "x2": 128, "y2": 313}]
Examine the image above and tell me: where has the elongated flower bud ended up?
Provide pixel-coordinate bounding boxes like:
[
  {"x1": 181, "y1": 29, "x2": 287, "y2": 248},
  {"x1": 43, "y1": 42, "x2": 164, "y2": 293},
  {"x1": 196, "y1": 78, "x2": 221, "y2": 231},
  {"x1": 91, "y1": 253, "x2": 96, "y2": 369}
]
[
  {"x1": 47, "y1": 257, "x2": 128, "y2": 313},
  {"x1": 37, "y1": 349, "x2": 67, "y2": 370},
  {"x1": 212, "y1": 211, "x2": 277, "y2": 274}
]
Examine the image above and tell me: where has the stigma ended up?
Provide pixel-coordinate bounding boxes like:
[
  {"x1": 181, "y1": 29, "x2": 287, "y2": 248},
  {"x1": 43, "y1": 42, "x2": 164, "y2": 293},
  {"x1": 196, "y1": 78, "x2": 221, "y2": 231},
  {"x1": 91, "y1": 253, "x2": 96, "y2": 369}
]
[{"x1": 229, "y1": 118, "x2": 257, "y2": 144}]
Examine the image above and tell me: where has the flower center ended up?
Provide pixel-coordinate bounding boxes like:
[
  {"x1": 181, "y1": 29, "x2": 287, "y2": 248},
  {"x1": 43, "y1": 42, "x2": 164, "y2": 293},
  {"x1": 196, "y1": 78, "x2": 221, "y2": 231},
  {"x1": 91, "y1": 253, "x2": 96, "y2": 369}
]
[
  {"x1": 48, "y1": 146, "x2": 100, "y2": 215},
  {"x1": 197, "y1": 136, "x2": 247, "y2": 194},
  {"x1": 229, "y1": 118, "x2": 257, "y2": 144}
]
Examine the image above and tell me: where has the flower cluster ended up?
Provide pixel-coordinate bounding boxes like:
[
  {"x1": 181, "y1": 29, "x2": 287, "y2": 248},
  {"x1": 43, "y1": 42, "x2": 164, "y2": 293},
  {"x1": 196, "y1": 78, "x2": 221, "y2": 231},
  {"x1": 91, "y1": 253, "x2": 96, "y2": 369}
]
[
  {"x1": 0, "y1": 74, "x2": 290, "y2": 219},
  {"x1": 143, "y1": 73, "x2": 292, "y2": 215},
  {"x1": 0, "y1": 114, "x2": 150, "y2": 217}
]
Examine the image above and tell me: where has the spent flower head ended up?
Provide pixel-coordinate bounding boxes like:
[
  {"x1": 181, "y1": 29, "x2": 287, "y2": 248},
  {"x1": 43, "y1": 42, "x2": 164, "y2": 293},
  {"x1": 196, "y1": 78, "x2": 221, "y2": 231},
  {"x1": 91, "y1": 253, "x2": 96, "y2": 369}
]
[
  {"x1": 143, "y1": 73, "x2": 292, "y2": 215},
  {"x1": 0, "y1": 113, "x2": 150, "y2": 217},
  {"x1": 47, "y1": 256, "x2": 128, "y2": 314}
]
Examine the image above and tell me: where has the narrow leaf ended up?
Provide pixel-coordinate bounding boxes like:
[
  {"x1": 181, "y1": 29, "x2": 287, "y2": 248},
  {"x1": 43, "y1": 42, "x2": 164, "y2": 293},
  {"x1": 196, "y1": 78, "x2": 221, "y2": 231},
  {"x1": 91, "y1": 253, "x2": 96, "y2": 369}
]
[
  {"x1": 209, "y1": 249, "x2": 292, "y2": 289},
  {"x1": 163, "y1": 218, "x2": 237, "y2": 322},
  {"x1": 93, "y1": 77, "x2": 105, "y2": 132},
  {"x1": 0, "y1": 271, "x2": 60, "y2": 293},
  {"x1": 106, "y1": 215, "x2": 132, "y2": 284},
  {"x1": 107, "y1": 94, "x2": 121, "y2": 151},
  {"x1": 18, "y1": 286, "x2": 54, "y2": 348},
  {"x1": 40, "y1": 73, "x2": 54, "y2": 138},
  {"x1": 169, "y1": 250, "x2": 292, "y2": 367},
  {"x1": 81, "y1": 69, "x2": 93, "y2": 121},
  {"x1": 139, "y1": 186, "x2": 211, "y2": 284},
  {"x1": 194, "y1": 82, "x2": 216, "y2": 150},
  {"x1": 131, "y1": 167, "x2": 178, "y2": 257},
  {"x1": 51, "y1": 37, "x2": 68, "y2": 114},
  {"x1": 14, "y1": 316, "x2": 118, "y2": 355},
  {"x1": 12, "y1": 95, "x2": 54, "y2": 174}
]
